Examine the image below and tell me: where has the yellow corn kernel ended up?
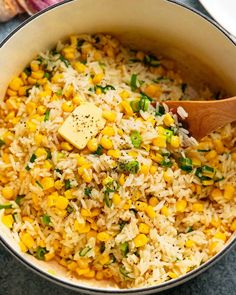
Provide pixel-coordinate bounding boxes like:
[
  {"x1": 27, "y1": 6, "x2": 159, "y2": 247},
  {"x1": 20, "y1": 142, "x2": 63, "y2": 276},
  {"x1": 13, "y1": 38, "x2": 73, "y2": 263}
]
[
  {"x1": 134, "y1": 233, "x2": 148, "y2": 248},
  {"x1": 9, "y1": 77, "x2": 23, "y2": 91},
  {"x1": 191, "y1": 157, "x2": 201, "y2": 167},
  {"x1": 223, "y1": 184, "x2": 235, "y2": 200},
  {"x1": 146, "y1": 205, "x2": 156, "y2": 219},
  {"x1": 231, "y1": 152, "x2": 236, "y2": 161},
  {"x1": 77, "y1": 156, "x2": 88, "y2": 166},
  {"x1": 119, "y1": 90, "x2": 129, "y2": 99},
  {"x1": 97, "y1": 231, "x2": 111, "y2": 242},
  {"x1": 152, "y1": 135, "x2": 167, "y2": 148},
  {"x1": 74, "y1": 62, "x2": 86, "y2": 73},
  {"x1": 213, "y1": 139, "x2": 224, "y2": 154},
  {"x1": 76, "y1": 267, "x2": 90, "y2": 276},
  {"x1": 44, "y1": 252, "x2": 55, "y2": 262},
  {"x1": 119, "y1": 174, "x2": 125, "y2": 186},
  {"x1": 149, "y1": 197, "x2": 158, "y2": 207},
  {"x1": 170, "y1": 136, "x2": 180, "y2": 148},
  {"x1": 145, "y1": 84, "x2": 161, "y2": 97},
  {"x1": 102, "y1": 111, "x2": 116, "y2": 122},
  {"x1": 32, "y1": 193, "x2": 39, "y2": 208},
  {"x1": 82, "y1": 171, "x2": 92, "y2": 183},
  {"x1": 192, "y1": 203, "x2": 204, "y2": 212},
  {"x1": 7, "y1": 89, "x2": 17, "y2": 97},
  {"x1": 87, "y1": 138, "x2": 98, "y2": 152},
  {"x1": 157, "y1": 126, "x2": 165, "y2": 134},
  {"x1": 214, "y1": 232, "x2": 226, "y2": 242},
  {"x1": 107, "y1": 149, "x2": 121, "y2": 158},
  {"x1": 161, "y1": 205, "x2": 169, "y2": 217},
  {"x1": 168, "y1": 272, "x2": 178, "y2": 279},
  {"x1": 128, "y1": 151, "x2": 138, "y2": 158},
  {"x1": 35, "y1": 148, "x2": 47, "y2": 158},
  {"x1": 22, "y1": 216, "x2": 34, "y2": 223},
  {"x1": 210, "y1": 188, "x2": 222, "y2": 201},
  {"x1": 135, "y1": 201, "x2": 147, "y2": 211},
  {"x1": 95, "y1": 87, "x2": 102, "y2": 95},
  {"x1": 62, "y1": 102, "x2": 74, "y2": 112},
  {"x1": 92, "y1": 73, "x2": 103, "y2": 84},
  {"x1": 53, "y1": 181, "x2": 63, "y2": 191},
  {"x1": 18, "y1": 86, "x2": 27, "y2": 96},
  {"x1": 19, "y1": 241, "x2": 27, "y2": 252},
  {"x1": 81, "y1": 208, "x2": 91, "y2": 217},
  {"x1": 96, "y1": 271, "x2": 104, "y2": 280},
  {"x1": 28, "y1": 77, "x2": 37, "y2": 85},
  {"x1": 230, "y1": 219, "x2": 236, "y2": 231},
  {"x1": 77, "y1": 258, "x2": 90, "y2": 269},
  {"x1": 26, "y1": 121, "x2": 37, "y2": 132},
  {"x1": 98, "y1": 254, "x2": 110, "y2": 265},
  {"x1": 120, "y1": 101, "x2": 133, "y2": 116},
  {"x1": 185, "y1": 239, "x2": 195, "y2": 248},
  {"x1": 55, "y1": 196, "x2": 69, "y2": 210},
  {"x1": 31, "y1": 70, "x2": 44, "y2": 80},
  {"x1": 83, "y1": 270, "x2": 96, "y2": 278},
  {"x1": 37, "y1": 105, "x2": 47, "y2": 115},
  {"x1": 61, "y1": 142, "x2": 73, "y2": 151},
  {"x1": 123, "y1": 199, "x2": 132, "y2": 210},
  {"x1": 87, "y1": 230, "x2": 97, "y2": 240},
  {"x1": 100, "y1": 136, "x2": 113, "y2": 150},
  {"x1": 140, "y1": 164, "x2": 149, "y2": 176},
  {"x1": 195, "y1": 184, "x2": 202, "y2": 195},
  {"x1": 209, "y1": 241, "x2": 218, "y2": 253},
  {"x1": 47, "y1": 193, "x2": 57, "y2": 207},
  {"x1": 163, "y1": 170, "x2": 173, "y2": 183},
  {"x1": 176, "y1": 199, "x2": 187, "y2": 213},
  {"x1": 102, "y1": 126, "x2": 115, "y2": 136},
  {"x1": 150, "y1": 165, "x2": 157, "y2": 175},
  {"x1": 30, "y1": 61, "x2": 39, "y2": 72},
  {"x1": 163, "y1": 113, "x2": 174, "y2": 126},
  {"x1": 90, "y1": 208, "x2": 100, "y2": 217},
  {"x1": 77, "y1": 164, "x2": 91, "y2": 175},
  {"x1": 102, "y1": 176, "x2": 113, "y2": 186},
  {"x1": 139, "y1": 223, "x2": 150, "y2": 234},
  {"x1": 21, "y1": 232, "x2": 35, "y2": 249},
  {"x1": 2, "y1": 186, "x2": 14, "y2": 200},
  {"x1": 2, "y1": 214, "x2": 14, "y2": 229},
  {"x1": 112, "y1": 193, "x2": 121, "y2": 205},
  {"x1": 74, "y1": 221, "x2": 91, "y2": 234},
  {"x1": 205, "y1": 150, "x2": 217, "y2": 161},
  {"x1": 43, "y1": 160, "x2": 52, "y2": 170},
  {"x1": 67, "y1": 261, "x2": 78, "y2": 271},
  {"x1": 210, "y1": 218, "x2": 221, "y2": 227},
  {"x1": 41, "y1": 177, "x2": 54, "y2": 190},
  {"x1": 34, "y1": 134, "x2": 43, "y2": 146}
]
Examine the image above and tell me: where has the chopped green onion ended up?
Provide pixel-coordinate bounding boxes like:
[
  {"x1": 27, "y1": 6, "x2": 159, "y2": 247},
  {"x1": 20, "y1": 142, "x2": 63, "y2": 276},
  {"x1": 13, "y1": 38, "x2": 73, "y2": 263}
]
[
  {"x1": 55, "y1": 168, "x2": 62, "y2": 175},
  {"x1": 77, "y1": 39, "x2": 85, "y2": 47},
  {"x1": 0, "y1": 139, "x2": 5, "y2": 148},
  {"x1": 105, "y1": 180, "x2": 119, "y2": 193},
  {"x1": 195, "y1": 165, "x2": 215, "y2": 180},
  {"x1": 66, "y1": 205, "x2": 74, "y2": 214},
  {"x1": 161, "y1": 158, "x2": 172, "y2": 168},
  {"x1": 119, "y1": 220, "x2": 128, "y2": 231},
  {"x1": 197, "y1": 149, "x2": 210, "y2": 153},
  {"x1": 130, "y1": 101, "x2": 140, "y2": 113},
  {"x1": 46, "y1": 149, "x2": 52, "y2": 160},
  {"x1": 119, "y1": 161, "x2": 140, "y2": 174},
  {"x1": 155, "y1": 104, "x2": 166, "y2": 116},
  {"x1": 37, "y1": 56, "x2": 43, "y2": 64},
  {"x1": 100, "y1": 242, "x2": 105, "y2": 253},
  {"x1": 104, "y1": 191, "x2": 112, "y2": 208},
  {"x1": 64, "y1": 179, "x2": 71, "y2": 190},
  {"x1": 93, "y1": 144, "x2": 103, "y2": 156},
  {"x1": 119, "y1": 266, "x2": 131, "y2": 278},
  {"x1": 44, "y1": 72, "x2": 51, "y2": 79},
  {"x1": 42, "y1": 214, "x2": 51, "y2": 225},
  {"x1": 0, "y1": 204, "x2": 12, "y2": 210},
  {"x1": 44, "y1": 109, "x2": 50, "y2": 122},
  {"x1": 25, "y1": 165, "x2": 31, "y2": 171},
  {"x1": 153, "y1": 76, "x2": 170, "y2": 83},
  {"x1": 144, "y1": 54, "x2": 160, "y2": 67},
  {"x1": 36, "y1": 180, "x2": 43, "y2": 189},
  {"x1": 130, "y1": 74, "x2": 139, "y2": 91},
  {"x1": 59, "y1": 55, "x2": 70, "y2": 67},
  {"x1": 110, "y1": 253, "x2": 116, "y2": 263},
  {"x1": 35, "y1": 247, "x2": 48, "y2": 260},
  {"x1": 186, "y1": 226, "x2": 193, "y2": 233},
  {"x1": 140, "y1": 92, "x2": 152, "y2": 102},
  {"x1": 138, "y1": 97, "x2": 149, "y2": 112},
  {"x1": 130, "y1": 131, "x2": 142, "y2": 148},
  {"x1": 164, "y1": 129, "x2": 173, "y2": 143},
  {"x1": 30, "y1": 154, "x2": 37, "y2": 163},
  {"x1": 84, "y1": 187, "x2": 92, "y2": 197},
  {"x1": 95, "y1": 85, "x2": 115, "y2": 93},
  {"x1": 180, "y1": 157, "x2": 193, "y2": 172},
  {"x1": 24, "y1": 67, "x2": 31, "y2": 76},
  {"x1": 79, "y1": 246, "x2": 92, "y2": 257},
  {"x1": 15, "y1": 195, "x2": 25, "y2": 206},
  {"x1": 120, "y1": 242, "x2": 129, "y2": 257}
]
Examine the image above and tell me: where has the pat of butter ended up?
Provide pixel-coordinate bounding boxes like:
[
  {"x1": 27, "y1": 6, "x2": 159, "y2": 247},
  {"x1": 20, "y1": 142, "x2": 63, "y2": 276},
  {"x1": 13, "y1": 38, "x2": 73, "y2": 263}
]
[{"x1": 58, "y1": 103, "x2": 105, "y2": 149}]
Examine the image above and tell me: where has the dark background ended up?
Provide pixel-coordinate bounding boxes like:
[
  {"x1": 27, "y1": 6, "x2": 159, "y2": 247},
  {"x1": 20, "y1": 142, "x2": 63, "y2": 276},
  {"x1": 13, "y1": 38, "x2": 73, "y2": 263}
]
[{"x1": 0, "y1": 1, "x2": 235, "y2": 294}]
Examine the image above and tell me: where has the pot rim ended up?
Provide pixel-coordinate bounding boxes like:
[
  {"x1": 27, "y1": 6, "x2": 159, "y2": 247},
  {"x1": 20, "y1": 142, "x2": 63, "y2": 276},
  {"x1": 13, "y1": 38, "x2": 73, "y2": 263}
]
[{"x1": 0, "y1": 0, "x2": 235, "y2": 293}]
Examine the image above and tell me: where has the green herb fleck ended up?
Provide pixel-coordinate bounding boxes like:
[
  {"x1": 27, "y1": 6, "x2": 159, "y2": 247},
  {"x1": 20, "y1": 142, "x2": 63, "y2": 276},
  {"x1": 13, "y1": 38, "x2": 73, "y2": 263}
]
[
  {"x1": 46, "y1": 149, "x2": 52, "y2": 160},
  {"x1": 42, "y1": 214, "x2": 51, "y2": 225},
  {"x1": 66, "y1": 205, "x2": 74, "y2": 214},
  {"x1": 84, "y1": 187, "x2": 92, "y2": 197},
  {"x1": 100, "y1": 242, "x2": 105, "y2": 253},
  {"x1": 155, "y1": 104, "x2": 166, "y2": 116},
  {"x1": 104, "y1": 191, "x2": 112, "y2": 208},
  {"x1": 15, "y1": 195, "x2": 25, "y2": 206},
  {"x1": 119, "y1": 161, "x2": 140, "y2": 174},
  {"x1": 130, "y1": 131, "x2": 142, "y2": 148},
  {"x1": 36, "y1": 180, "x2": 43, "y2": 189},
  {"x1": 0, "y1": 204, "x2": 12, "y2": 210},
  {"x1": 79, "y1": 246, "x2": 92, "y2": 257},
  {"x1": 44, "y1": 109, "x2": 50, "y2": 122},
  {"x1": 119, "y1": 220, "x2": 128, "y2": 231},
  {"x1": 30, "y1": 154, "x2": 37, "y2": 163},
  {"x1": 187, "y1": 226, "x2": 193, "y2": 233},
  {"x1": 0, "y1": 139, "x2": 5, "y2": 148},
  {"x1": 35, "y1": 247, "x2": 48, "y2": 260},
  {"x1": 64, "y1": 179, "x2": 71, "y2": 190},
  {"x1": 120, "y1": 242, "x2": 129, "y2": 257},
  {"x1": 144, "y1": 54, "x2": 160, "y2": 67},
  {"x1": 93, "y1": 144, "x2": 103, "y2": 156}
]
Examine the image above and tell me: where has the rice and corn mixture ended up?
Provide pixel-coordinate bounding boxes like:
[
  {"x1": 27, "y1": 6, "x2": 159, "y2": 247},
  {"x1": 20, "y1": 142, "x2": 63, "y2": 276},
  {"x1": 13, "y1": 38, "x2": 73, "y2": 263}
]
[{"x1": 0, "y1": 34, "x2": 236, "y2": 288}]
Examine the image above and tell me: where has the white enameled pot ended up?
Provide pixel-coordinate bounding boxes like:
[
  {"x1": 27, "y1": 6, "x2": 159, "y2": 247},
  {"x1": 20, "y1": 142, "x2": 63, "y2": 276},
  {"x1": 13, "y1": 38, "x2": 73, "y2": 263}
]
[{"x1": 0, "y1": 0, "x2": 235, "y2": 294}]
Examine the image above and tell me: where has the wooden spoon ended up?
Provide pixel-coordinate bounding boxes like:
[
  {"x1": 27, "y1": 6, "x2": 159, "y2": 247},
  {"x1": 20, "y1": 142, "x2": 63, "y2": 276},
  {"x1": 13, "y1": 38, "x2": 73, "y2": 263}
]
[{"x1": 165, "y1": 96, "x2": 236, "y2": 140}]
